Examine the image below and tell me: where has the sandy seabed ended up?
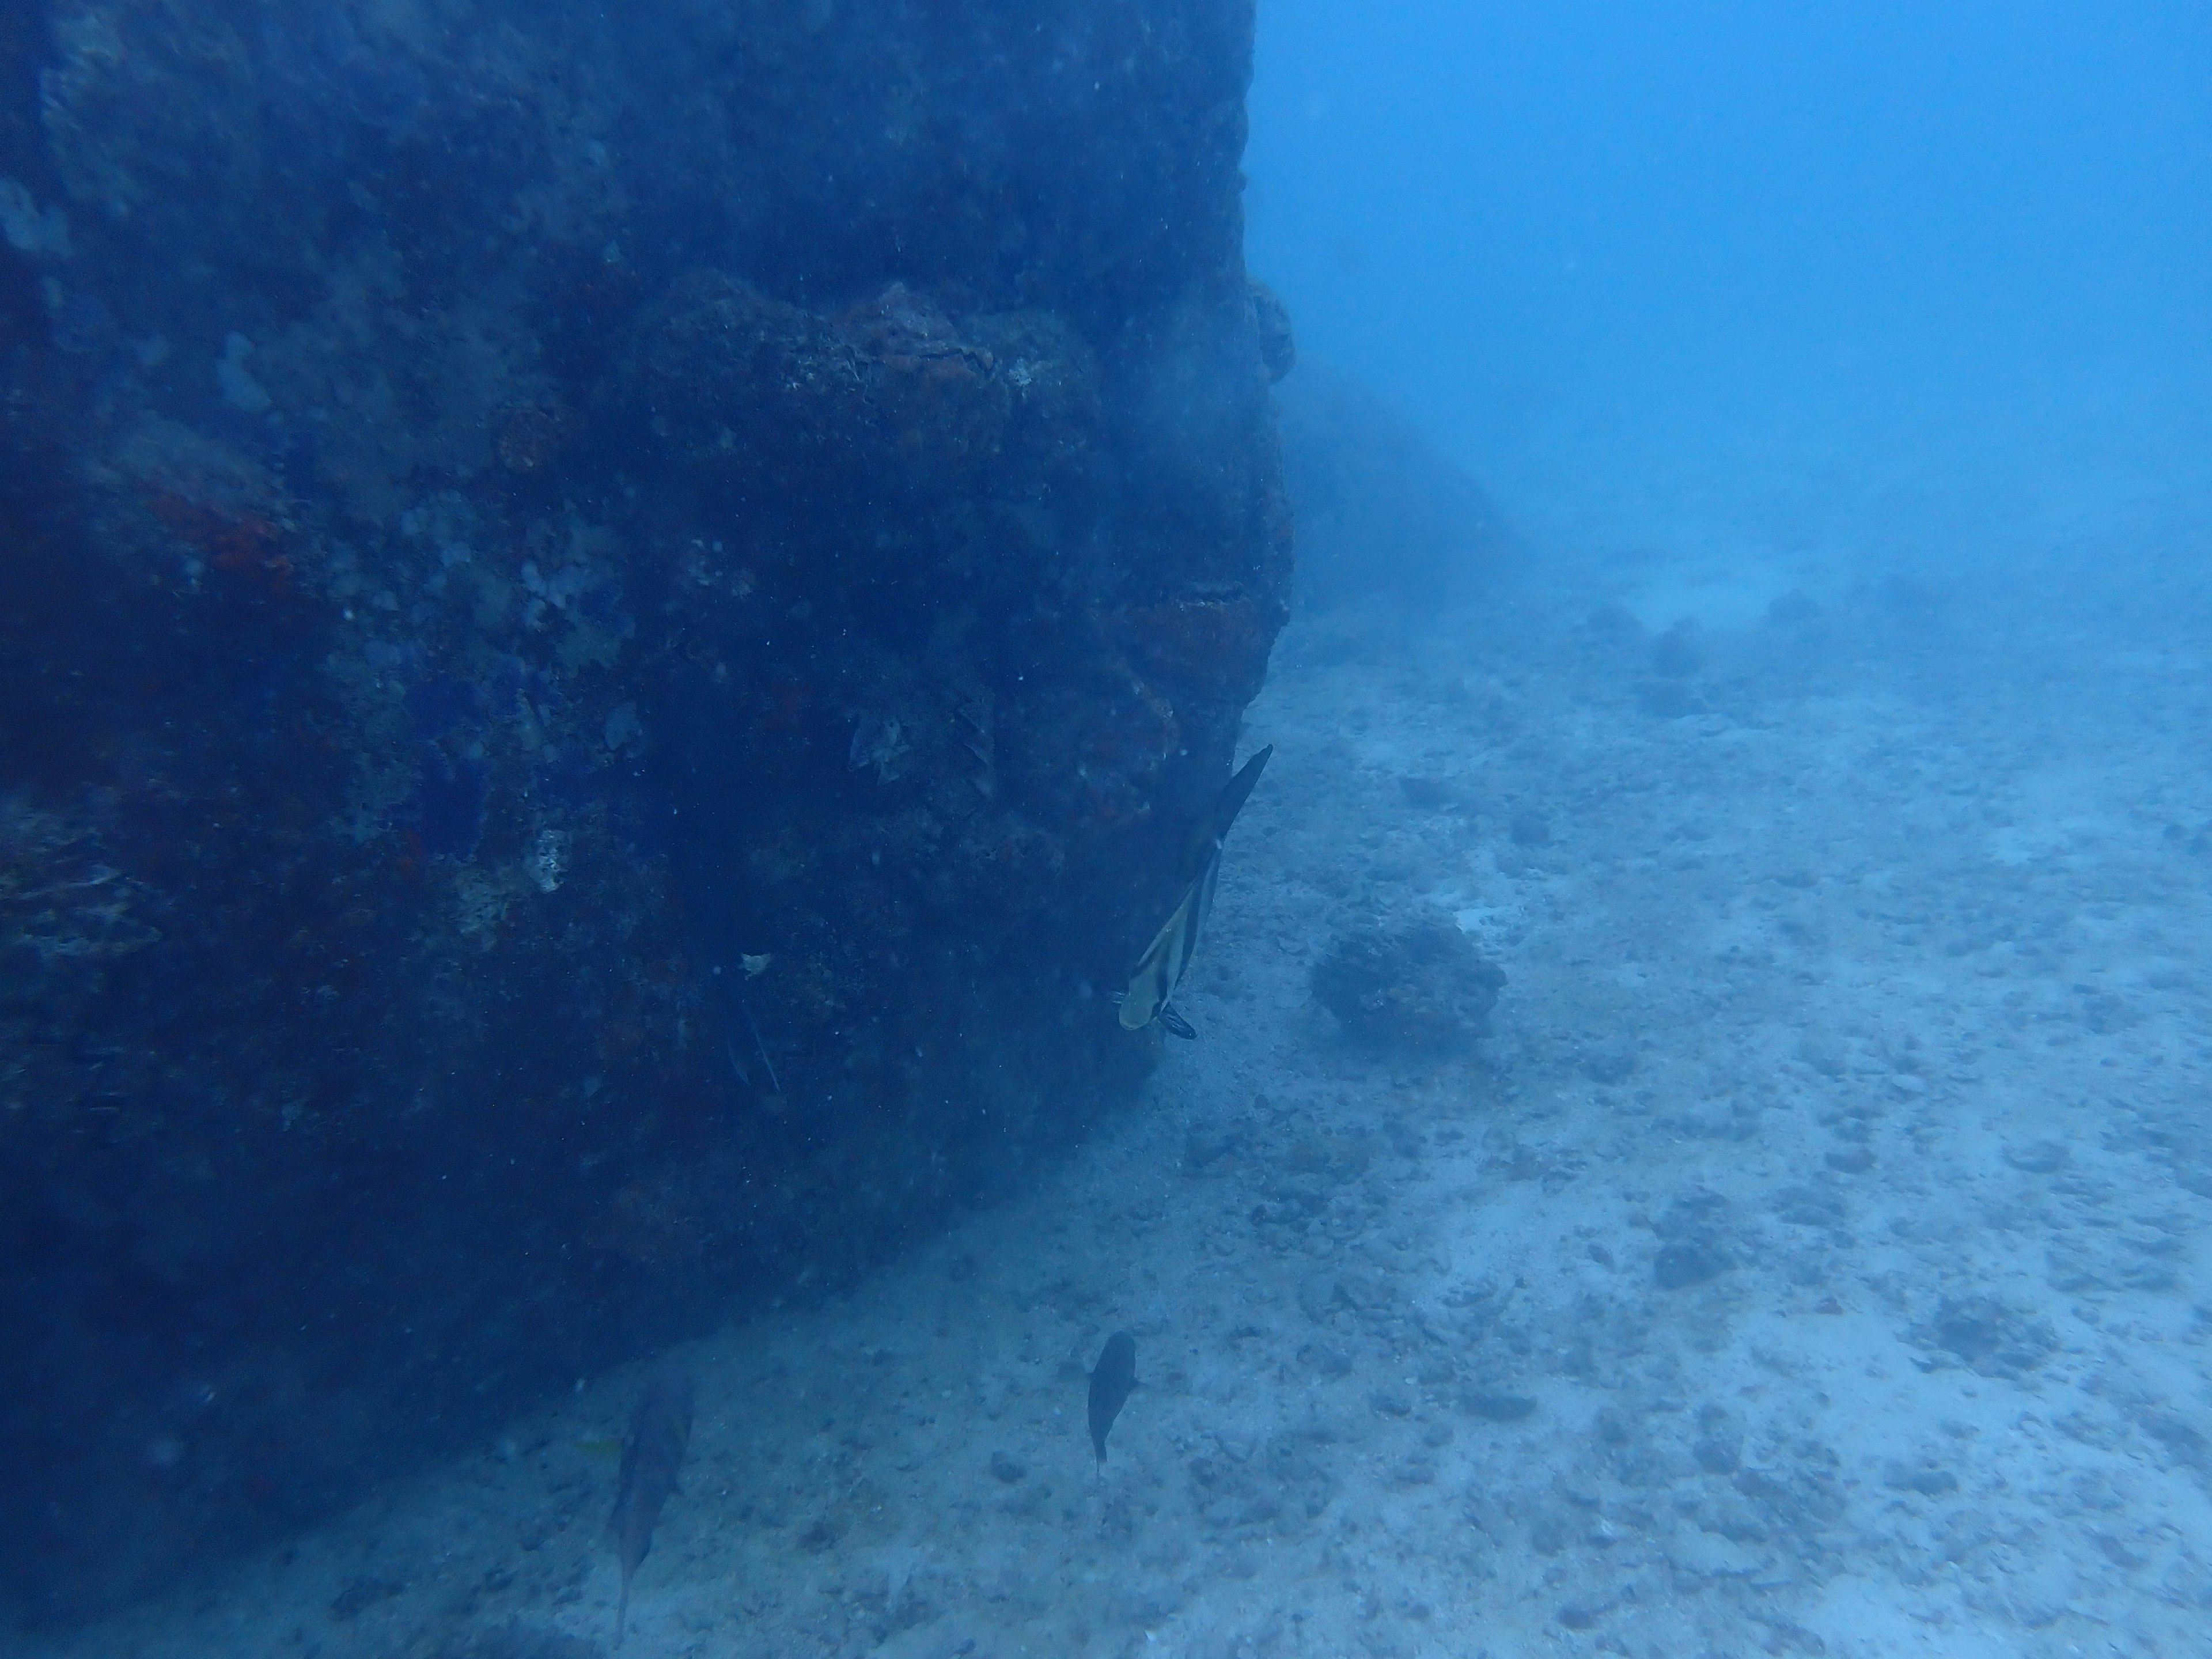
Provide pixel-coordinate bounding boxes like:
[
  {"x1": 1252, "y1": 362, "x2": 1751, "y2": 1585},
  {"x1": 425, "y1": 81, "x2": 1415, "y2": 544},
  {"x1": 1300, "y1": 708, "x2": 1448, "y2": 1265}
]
[{"x1": 30, "y1": 550, "x2": 2212, "y2": 1659}]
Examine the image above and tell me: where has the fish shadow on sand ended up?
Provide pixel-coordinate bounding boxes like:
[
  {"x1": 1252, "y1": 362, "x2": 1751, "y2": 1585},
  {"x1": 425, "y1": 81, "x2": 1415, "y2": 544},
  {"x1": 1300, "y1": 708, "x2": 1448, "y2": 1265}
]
[
  {"x1": 1087, "y1": 1331, "x2": 1139, "y2": 1465},
  {"x1": 606, "y1": 1366, "x2": 694, "y2": 1647}
]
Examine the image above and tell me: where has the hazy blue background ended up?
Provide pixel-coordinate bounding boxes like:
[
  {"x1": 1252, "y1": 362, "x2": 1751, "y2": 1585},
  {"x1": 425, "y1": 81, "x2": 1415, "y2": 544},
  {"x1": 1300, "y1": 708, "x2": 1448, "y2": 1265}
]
[{"x1": 1245, "y1": 2, "x2": 2212, "y2": 620}]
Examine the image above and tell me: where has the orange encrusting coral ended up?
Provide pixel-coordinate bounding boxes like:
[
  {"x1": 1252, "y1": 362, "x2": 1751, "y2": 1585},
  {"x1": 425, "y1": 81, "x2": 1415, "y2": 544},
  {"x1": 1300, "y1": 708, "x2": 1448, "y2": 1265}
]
[{"x1": 147, "y1": 491, "x2": 297, "y2": 596}]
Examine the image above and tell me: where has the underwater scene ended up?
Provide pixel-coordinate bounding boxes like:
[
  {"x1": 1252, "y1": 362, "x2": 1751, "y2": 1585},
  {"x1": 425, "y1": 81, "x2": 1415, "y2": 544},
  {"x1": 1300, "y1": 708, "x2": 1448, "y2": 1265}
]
[{"x1": 2, "y1": 2, "x2": 2207, "y2": 1655}]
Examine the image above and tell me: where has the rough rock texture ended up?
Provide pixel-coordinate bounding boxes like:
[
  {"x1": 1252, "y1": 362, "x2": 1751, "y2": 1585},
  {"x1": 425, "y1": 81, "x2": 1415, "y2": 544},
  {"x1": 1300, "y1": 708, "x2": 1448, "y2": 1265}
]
[
  {"x1": 1311, "y1": 918, "x2": 1508, "y2": 1052},
  {"x1": 0, "y1": 0, "x2": 1288, "y2": 1628}
]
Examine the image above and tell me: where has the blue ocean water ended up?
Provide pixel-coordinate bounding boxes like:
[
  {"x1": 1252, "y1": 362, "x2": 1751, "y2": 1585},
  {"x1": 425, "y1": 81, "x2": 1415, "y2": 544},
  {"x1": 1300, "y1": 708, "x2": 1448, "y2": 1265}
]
[
  {"x1": 10, "y1": 4, "x2": 2212, "y2": 1654},
  {"x1": 1248, "y1": 1, "x2": 2212, "y2": 605}
]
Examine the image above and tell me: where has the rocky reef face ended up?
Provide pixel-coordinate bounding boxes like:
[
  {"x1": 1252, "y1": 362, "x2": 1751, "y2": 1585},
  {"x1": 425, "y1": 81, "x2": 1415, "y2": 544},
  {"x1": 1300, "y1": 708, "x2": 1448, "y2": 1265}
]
[{"x1": 0, "y1": 0, "x2": 1288, "y2": 1627}]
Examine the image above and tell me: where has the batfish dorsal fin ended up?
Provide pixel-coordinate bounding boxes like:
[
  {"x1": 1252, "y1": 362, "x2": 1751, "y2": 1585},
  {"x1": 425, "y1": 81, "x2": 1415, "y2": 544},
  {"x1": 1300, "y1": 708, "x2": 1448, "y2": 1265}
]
[
  {"x1": 1214, "y1": 744, "x2": 1272, "y2": 835},
  {"x1": 1177, "y1": 744, "x2": 1272, "y2": 884}
]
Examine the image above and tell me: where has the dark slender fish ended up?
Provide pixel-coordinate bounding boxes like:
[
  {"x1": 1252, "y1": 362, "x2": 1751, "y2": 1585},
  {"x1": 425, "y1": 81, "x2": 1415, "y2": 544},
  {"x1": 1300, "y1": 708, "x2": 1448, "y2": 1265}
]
[
  {"x1": 1119, "y1": 745, "x2": 1272, "y2": 1037},
  {"x1": 1086, "y1": 1331, "x2": 1138, "y2": 1465},
  {"x1": 607, "y1": 1366, "x2": 695, "y2": 1647}
]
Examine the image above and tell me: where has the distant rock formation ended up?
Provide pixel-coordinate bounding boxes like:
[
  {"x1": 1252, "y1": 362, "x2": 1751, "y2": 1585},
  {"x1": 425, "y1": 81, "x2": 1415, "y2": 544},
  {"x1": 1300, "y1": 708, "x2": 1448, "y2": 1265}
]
[
  {"x1": 0, "y1": 0, "x2": 1285, "y2": 1627},
  {"x1": 1275, "y1": 361, "x2": 1512, "y2": 609}
]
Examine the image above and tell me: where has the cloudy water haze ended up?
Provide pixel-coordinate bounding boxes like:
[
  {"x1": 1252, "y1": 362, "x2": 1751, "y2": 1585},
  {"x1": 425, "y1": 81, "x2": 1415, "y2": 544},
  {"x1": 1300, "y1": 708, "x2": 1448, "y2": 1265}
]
[
  {"x1": 5, "y1": 3, "x2": 2210, "y2": 1657},
  {"x1": 1248, "y1": 1, "x2": 2212, "y2": 611}
]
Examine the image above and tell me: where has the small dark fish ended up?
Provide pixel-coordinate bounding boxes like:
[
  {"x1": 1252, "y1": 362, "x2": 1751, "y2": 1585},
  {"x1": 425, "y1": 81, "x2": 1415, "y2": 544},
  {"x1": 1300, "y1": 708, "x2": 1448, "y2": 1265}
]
[
  {"x1": 1086, "y1": 1331, "x2": 1138, "y2": 1465},
  {"x1": 607, "y1": 1366, "x2": 694, "y2": 1647}
]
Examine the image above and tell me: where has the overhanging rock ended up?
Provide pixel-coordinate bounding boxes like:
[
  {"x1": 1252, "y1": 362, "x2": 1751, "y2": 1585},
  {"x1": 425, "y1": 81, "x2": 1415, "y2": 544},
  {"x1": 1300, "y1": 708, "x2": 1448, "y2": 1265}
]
[{"x1": 0, "y1": 0, "x2": 1288, "y2": 1627}]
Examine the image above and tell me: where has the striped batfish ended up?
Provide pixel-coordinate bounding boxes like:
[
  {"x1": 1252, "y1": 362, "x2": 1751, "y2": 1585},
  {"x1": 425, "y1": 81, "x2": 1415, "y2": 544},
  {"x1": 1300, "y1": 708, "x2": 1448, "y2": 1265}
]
[{"x1": 1117, "y1": 744, "x2": 1272, "y2": 1039}]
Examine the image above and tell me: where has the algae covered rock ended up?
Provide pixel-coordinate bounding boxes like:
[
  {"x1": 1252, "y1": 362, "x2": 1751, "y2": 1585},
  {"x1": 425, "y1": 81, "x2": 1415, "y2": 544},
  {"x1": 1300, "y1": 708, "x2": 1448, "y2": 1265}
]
[
  {"x1": 1311, "y1": 919, "x2": 1505, "y2": 1050},
  {"x1": 0, "y1": 0, "x2": 1287, "y2": 1630}
]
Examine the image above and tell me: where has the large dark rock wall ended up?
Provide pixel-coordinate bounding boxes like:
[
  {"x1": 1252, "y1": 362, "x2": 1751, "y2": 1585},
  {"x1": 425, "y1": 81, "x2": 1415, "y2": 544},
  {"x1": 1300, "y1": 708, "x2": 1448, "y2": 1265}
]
[{"x1": 0, "y1": 0, "x2": 1289, "y2": 1628}]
